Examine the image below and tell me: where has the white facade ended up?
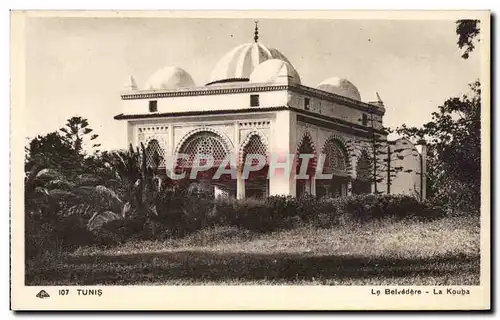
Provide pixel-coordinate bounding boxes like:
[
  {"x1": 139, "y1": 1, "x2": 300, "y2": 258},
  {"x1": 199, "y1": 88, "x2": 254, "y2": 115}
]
[{"x1": 115, "y1": 32, "x2": 425, "y2": 199}]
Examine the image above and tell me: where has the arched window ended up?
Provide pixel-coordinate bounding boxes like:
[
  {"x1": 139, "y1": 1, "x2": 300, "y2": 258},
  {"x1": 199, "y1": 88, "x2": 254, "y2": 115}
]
[
  {"x1": 145, "y1": 139, "x2": 165, "y2": 168},
  {"x1": 178, "y1": 131, "x2": 228, "y2": 167},
  {"x1": 356, "y1": 149, "x2": 372, "y2": 181},
  {"x1": 242, "y1": 134, "x2": 268, "y2": 198},
  {"x1": 242, "y1": 135, "x2": 267, "y2": 166},
  {"x1": 322, "y1": 139, "x2": 348, "y2": 173},
  {"x1": 353, "y1": 149, "x2": 372, "y2": 194},
  {"x1": 296, "y1": 134, "x2": 316, "y2": 175},
  {"x1": 296, "y1": 134, "x2": 316, "y2": 197}
]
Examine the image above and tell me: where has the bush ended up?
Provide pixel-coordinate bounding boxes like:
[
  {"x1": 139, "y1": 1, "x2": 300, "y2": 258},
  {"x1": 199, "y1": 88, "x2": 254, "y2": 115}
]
[
  {"x1": 26, "y1": 191, "x2": 444, "y2": 252},
  {"x1": 212, "y1": 194, "x2": 443, "y2": 231},
  {"x1": 152, "y1": 188, "x2": 215, "y2": 237},
  {"x1": 340, "y1": 194, "x2": 442, "y2": 222},
  {"x1": 54, "y1": 215, "x2": 96, "y2": 248},
  {"x1": 25, "y1": 214, "x2": 96, "y2": 259},
  {"x1": 93, "y1": 216, "x2": 148, "y2": 245},
  {"x1": 25, "y1": 219, "x2": 57, "y2": 260},
  {"x1": 214, "y1": 197, "x2": 276, "y2": 231}
]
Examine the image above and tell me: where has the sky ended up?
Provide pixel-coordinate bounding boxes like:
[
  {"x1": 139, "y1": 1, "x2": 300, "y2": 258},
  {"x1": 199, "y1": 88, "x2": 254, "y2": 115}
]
[{"x1": 25, "y1": 17, "x2": 481, "y2": 150}]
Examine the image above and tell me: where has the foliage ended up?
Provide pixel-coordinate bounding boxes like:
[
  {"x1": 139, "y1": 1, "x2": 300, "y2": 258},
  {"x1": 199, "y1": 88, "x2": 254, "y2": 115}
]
[
  {"x1": 456, "y1": 19, "x2": 480, "y2": 59},
  {"x1": 397, "y1": 81, "x2": 480, "y2": 213},
  {"x1": 182, "y1": 194, "x2": 442, "y2": 233},
  {"x1": 59, "y1": 116, "x2": 101, "y2": 155},
  {"x1": 25, "y1": 132, "x2": 79, "y2": 169},
  {"x1": 23, "y1": 117, "x2": 444, "y2": 256},
  {"x1": 24, "y1": 117, "x2": 175, "y2": 254},
  {"x1": 350, "y1": 114, "x2": 417, "y2": 195}
]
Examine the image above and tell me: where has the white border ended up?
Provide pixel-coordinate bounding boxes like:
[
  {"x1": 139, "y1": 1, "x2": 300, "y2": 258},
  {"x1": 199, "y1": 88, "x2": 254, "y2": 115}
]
[{"x1": 4, "y1": 4, "x2": 495, "y2": 316}]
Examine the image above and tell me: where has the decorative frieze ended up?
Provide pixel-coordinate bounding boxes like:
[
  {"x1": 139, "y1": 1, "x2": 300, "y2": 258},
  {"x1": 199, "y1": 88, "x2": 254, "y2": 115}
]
[
  {"x1": 173, "y1": 126, "x2": 235, "y2": 157},
  {"x1": 138, "y1": 126, "x2": 168, "y2": 133},
  {"x1": 238, "y1": 120, "x2": 271, "y2": 128},
  {"x1": 136, "y1": 125, "x2": 169, "y2": 154},
  {"x1": 121, "y1": 85, "x2": 288, "y2": 100}
]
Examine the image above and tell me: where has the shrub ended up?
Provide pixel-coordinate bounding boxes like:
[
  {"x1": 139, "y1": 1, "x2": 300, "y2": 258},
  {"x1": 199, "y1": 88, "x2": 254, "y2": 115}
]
[
  {"x1": 93, "y1": 216, "x2": 149, "y2": 245},
  {"x1": 54, "y1": 215, "x2": 96, "y2": 248},
  {"x1": 211, "y1": 193, "x2": 443, "y2": 231},
  {"x1": 25, "y1": 214, "x2": 96, "y2": 259},
  {"x1": 223, "y1": 194, "x2": 438, "y2": 231},
  {"x1": 27, "y1": 190, "x2": 443, "y2": 251},
  {"x1": 214, "y1": 197, "x2": 275, "y2": 231},
  {"x1": 152, "y1": 188, "x2": 215, "y2": 237},
  {"x1": 25, "y1": 219, "x2": 57, "y2": 260}
]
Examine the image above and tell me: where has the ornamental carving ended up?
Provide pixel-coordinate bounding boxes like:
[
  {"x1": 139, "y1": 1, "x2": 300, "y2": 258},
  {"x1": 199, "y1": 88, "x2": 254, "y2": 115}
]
[
  {"x1": 238, "y1": 130, "x2": 269, "y2": 166},
  {"x1": 238, "y1": 120, "x2": 271, "y2": 128},
  {"x1": 174, "y1": 126, "x2": 234, "y2": 158}
]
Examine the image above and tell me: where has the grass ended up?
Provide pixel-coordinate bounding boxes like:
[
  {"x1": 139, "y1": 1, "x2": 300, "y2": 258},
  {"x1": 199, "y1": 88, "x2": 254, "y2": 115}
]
[{"x1": 25, "y1": 216, "x2": 480, "y2": 285}]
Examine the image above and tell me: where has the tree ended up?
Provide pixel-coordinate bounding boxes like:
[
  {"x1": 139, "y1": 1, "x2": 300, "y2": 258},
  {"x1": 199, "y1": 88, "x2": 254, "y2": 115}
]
[
  {"x1": 26, "y1": 131, "x2": 74, "y2": 161},
  {"x1": 397, "y1": 81, "x2": 480, "y2": 212},
  {"x1": 59, "y1": 116, "x2": 101, "y2": 155},
  {"x1": 456, "y1": 19, "x2": 480, "y2": 59},
  {"x1": 25, "y1": 131, "x2": 83, "y2": 177},
  {"x1": 350, "y1": 113, "x2": 416, "y2": 195}
]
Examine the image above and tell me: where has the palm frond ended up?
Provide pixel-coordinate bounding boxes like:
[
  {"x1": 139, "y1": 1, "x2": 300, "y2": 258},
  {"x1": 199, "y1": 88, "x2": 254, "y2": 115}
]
[
  {"x1": 59, "y1": 203, "x2": 94, "y2": 218},
  {"x1": 35, "y1": 168, "x2": 65, "y2": 181},
  {"x1": 33, "y1": 186, "x2": 50, "y2": 197},
  {"x1": 75, "y1": 173, "x2": 102, "y2": 186},
  {"x1": 121, "y1": 201, "x2": 136, "y2": 218},
  {"x1": 47, "y1": 189, "x2": 78, "y2": 201},
  {"x1": 87, "y1": 210, "x2": 122, "y2": 231},
  {"x1": 45, "y1": 179, "x2": 76, "y2": 190},
  {"x1": 77, "y1": 185, "x2": 123, "y2": 213}
]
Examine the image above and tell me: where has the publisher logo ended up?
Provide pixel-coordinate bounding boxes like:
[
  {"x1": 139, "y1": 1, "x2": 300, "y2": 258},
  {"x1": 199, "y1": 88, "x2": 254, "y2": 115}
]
[{"x1": 36, "y1": 290, "x2": 50, "y2": 299}]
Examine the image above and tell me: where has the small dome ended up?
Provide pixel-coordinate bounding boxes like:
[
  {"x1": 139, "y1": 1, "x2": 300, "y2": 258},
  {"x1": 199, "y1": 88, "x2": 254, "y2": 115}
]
[
  {"x1": 208, "y1": 42, "x2": 293, "y2": 85},
  {"x1": 317, "y1": 77, "x2": 361, "y2": 101},
  {"x1": 144, "y1": 66, "x2": 195, "y2": 90},
  {"x1": 249, "y1": 59, "x2": 301, "y2": 85}
]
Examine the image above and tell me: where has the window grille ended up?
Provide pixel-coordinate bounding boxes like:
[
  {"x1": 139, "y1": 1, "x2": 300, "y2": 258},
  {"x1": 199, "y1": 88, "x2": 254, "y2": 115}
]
[
  {"x1": 297, "y1": 135, "x2": 315, "y2": 174},
  {"x1": 356, "y1": 149, "x2": 372, "y2": 181},
  {"x1": 243, "y1": 135, "x2": 267, "y2": 166},
  {"x1": 322, "y1": 139, "x2": 347, "y2": 172},
  {"x1": 145, "y1": 139, "x2": 165, "y2": 168},
  {"x1": 179, "y1": 132, "x2": 228, "y2": 167}
]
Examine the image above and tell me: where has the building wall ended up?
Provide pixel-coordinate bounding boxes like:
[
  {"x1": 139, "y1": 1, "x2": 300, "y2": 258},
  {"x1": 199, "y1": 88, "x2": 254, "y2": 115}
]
[
  {"x1": 294, "y1": 122, "x2": 422, "y2": 197},
  {"x1": 288, "y1": 91, "x2": 384, "y2": 130},
  {"x1": 296, "y1": 120, "x2": 372, "y2": 179},
  {"x1": 387, "y1": 138, "x2": 422, "y2": 196},
  {"x1": 119, "y1": 87, "x2": 421, "y2": 198},
  {"x1": 269, "y1": 110, "x2": 296, "y2": 196},
  {"x1": 125, "y1": 112, "x2": 276, "y2": 165},
  {"x1": 121, "y1": 90, "x2": 289, "y2": 116}
]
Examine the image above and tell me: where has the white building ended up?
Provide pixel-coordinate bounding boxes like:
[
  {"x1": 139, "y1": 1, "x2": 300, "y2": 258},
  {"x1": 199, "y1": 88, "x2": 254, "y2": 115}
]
[{"x1": 115, "y1": 25, "x2": 425, "y2": 199}]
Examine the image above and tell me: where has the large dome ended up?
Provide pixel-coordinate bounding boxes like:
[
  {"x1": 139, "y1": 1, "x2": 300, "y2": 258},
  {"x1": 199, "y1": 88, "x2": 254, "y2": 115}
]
[
  {"x1": 208, "y1": 42, "x2": 293, "y2": 85},
  {"x1": 317, "y1": 77, "x2": 362, "y2": 101},
  {"x1": 144, "y1": 66, "x2": 195, "y2": 90},
  {"x1": 249, "y1": 59, "x2": 301, "y2": 85}
]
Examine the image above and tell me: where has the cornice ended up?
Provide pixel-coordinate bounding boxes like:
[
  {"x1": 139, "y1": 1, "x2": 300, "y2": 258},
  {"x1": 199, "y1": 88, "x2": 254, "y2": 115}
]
[
  {"x1": 289, "y1": 106, "x2": 386, "y2": 135},
  {"x1": 121, "y1": 85, "x2": 288, "y2": 100},
  {"x1": 295, "y1": 113, "x2": 385, "y2": 139},
  {"x1": 113, "y1": 106, "x2": 289, "y2": 120},
  {"x1": 121, "y1": 83, "x2": 385, "y2": 116},
  {"x1": 114, "y1": 106, "x2": 385, "y2": 139},
  {"x1": 288, "y1": 84, "x2": 385, "y2": 116}
]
